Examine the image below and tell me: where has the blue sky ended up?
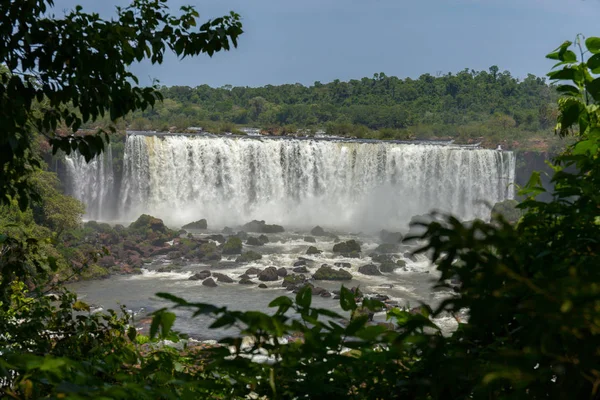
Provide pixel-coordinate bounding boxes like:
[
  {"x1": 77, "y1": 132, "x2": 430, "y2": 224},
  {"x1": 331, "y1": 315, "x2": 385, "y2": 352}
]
[{"x1": 52, "y1": 0, "x2": 600, "y2": 87}]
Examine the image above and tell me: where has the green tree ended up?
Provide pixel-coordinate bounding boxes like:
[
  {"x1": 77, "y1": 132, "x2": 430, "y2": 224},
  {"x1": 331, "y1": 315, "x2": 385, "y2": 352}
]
[{"x1": 0, "y1": 0, "x2": 242, "y2": 210}]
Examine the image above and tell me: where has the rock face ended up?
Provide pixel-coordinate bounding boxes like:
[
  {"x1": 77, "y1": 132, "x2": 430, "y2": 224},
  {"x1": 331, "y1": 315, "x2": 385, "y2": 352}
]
[
  {"x1": 182, "y1": 219, "x2": 207, "y2": 230},
  {"x1": 313, "y1": 265, "x2": 352, "y2": 281},
  {"x1": 258, "y1": 267, "x2": 279, "y2": 281},
  {"x1": 379, "y1": 262, "x2": 397, "y2": 273},
  {"x1": 212, "y1": 273, "x2": 234, "y2": 283},
  {"x1": 379, "y1": 229, "x2": 402, "y2": 244},
  {"x1": 258, "y1": 234, "x2": 269, "y2": 244},
  {"x1": 236, "y1": 251, "x2": 263, "y2": 263},
  {"x1": 202, "y1": 278, "x2": 217, "y2": 287},
  {"x1": 246, "y1": 236, "x2": 264, "y2": 246},
  {"x1": 332, "y1": 240, "x2": 361, "y2": 257},
  {"x1": 310, "y1": 226, "x2": 327, "y2": 236},
  {"x1": 242, "y1": 220, "x2": 285, "y2": 233},
  {"x1": 306, "y1": 246, "x2": 322, "y2": 255},
  {"x1": 276, "y1": 267, "x2": 288, "y2": 277},
  {"x1": 304, "y1": 236, "x2": 316, "y2": 243},
  {"x1": 293, "y1": 266, "x2": 308, "y2": 273},
  {"x1": 189, "y1": 270, "x2": 211, "y2": 280},
  {"x1": 222, "y1": 237, "x2": 243, "y2": 255},
  {"x1": 222, "y1": 226, "x2": 234, "y2": 234},
  {"x1": 358, "y1": 264, "x2": 382, "y2": 276}
]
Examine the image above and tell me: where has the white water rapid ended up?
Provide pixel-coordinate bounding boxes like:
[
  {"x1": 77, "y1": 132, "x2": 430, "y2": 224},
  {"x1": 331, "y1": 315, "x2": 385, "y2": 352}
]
[
  {"x1": 64, "y1": 145, "x2": 115, "y2": 221},
  {"x1": 117, "y1": 135, "x2": 515, "y2": 230}
]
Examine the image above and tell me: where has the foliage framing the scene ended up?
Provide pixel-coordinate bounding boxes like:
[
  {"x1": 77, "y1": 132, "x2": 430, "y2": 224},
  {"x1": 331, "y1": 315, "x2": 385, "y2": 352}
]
[
  {"x1": 0, "y1": 0, "x2": 242, "y2": 211},
  {"x1": 1, "y1": 0, "x2": 600, "y2": 397}
]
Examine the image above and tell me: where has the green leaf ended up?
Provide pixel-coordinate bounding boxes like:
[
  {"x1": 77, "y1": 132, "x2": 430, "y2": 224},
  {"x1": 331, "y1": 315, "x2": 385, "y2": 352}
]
[
  {"x1": 547, "y1": 67, "x2": 583, "y2": 84},
  {"x1": 585, "y1": 78, "x2": 600, "y2": 102},
  {"x1": 573, "y1": 139, "x2": 599, "y2": 155},
  {"x1": 586, "y1": 37, "x2": 600, "y2": 54},
  {"x1": 127, "y1": 326, "x2": 137, "y2": 341},
  {"x1": 295, "y1": 285, "x2": 312, "y2": 309},
  {"x1": 587, "y1": 54, "x2": 600, "y2": 73},
  {"x1": 556, "y1": 85, "x2": 580, "y2": 96},
  {"x1": 339, "y1": 286, "x2": 357, "y2": 311},
  {"x1": 269, "y1": 296, "x2": 293, "y2": 308}
]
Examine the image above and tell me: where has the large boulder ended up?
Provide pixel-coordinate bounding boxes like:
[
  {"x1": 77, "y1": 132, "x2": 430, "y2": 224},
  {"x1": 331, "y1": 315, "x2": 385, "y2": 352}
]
[
  {"x1": 202, "y1": 278, "x2": 217, "y2": 287},
  {"x1": 222, "y1": 237, "x2": 243, "y2": 255},
  {"x1": 236, "y1": 251, "x2": 263, "y2": 263},
  {"x1": 263, "y1": 224, "x2": 284, "y2": 233},
  {"x1": 182, "y1": 219, "x2": 207, "y2": 230},
  {"x1": 258, "y1": 234, "x2": 269, "y2": 244},
  {"x1": 197, "y1": 242, "x2": 221, "y2": 261},
  {"x1": 306, "y1": 246, "x2": 322, "y2": 255},
  {"x1": 332, "y1": 240, "x2": 361, "y2": 254},
  {"x1": 293, "y1": 266, "x2": 308, "y2": 273},
  {"x1": 258, "y1": 267, "x2": 279, "y2": 282},
  {"x1": 189, "y1": 270, "x2": 211, "y2": 281},
  {"x1": 379, "y1": 229, "x2": 403, "y2": 244},
  {"x1": 396, "y1": 259, "x2": 407, "y2": 267},
  {"x1": 129, "y1": 214, "x2": 168, "y2": 233},
  {"x1": 293, "y1": 259, "x2": 307, "y2": 267},
  {"x1": 245, "y1": 267, "x2": 261, "y2": 276},
  {"x1": 234, "y1": 231, "x2": 249, "y2": 240},
  {"x1": 379, "y1": 261, "x2": 398, "y2": 273},
  {"x1": 239, "y1": 277, "x2": 254, "y2": 285},
  {"x1": 310, "y1": 226, "x2": 327, "y2": 236},
  {"x1": 358, "y1": 264, "x2": 382, "y2": 276},
  {"x1": 313, "y1": 265, "x2": 352, "y2": 281},
  {"x1": 242, "y1": 220, "x2": 285, "y2": 233},
  {"x1": 212, "y1": 273, "x2": 234, "y2": 283},
  {"x1": 276, "y1": 267, "x2": 288, "y2": 277},
  {"x1": 246, "y1": 236, "x2": 264, "y2": 246},
  {"x1": 222, "y1": 226, "x2": 234, "y2": 235},
  {"x1": 304, "y1": 236, "x2": 316, "y2": 243},
  {"x1": 282, "y1": 274, "x2": 307, "y2": 288}
]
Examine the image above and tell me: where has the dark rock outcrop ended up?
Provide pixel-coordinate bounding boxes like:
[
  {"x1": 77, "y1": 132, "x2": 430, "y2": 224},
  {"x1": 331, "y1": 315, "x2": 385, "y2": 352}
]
[
  {"x1": 276, "y1": 267, "x2": 288, "y2": 277},
  {"x1": 182, "y1": 219, "x2": 207, "y2": 230},
  {"x1": 332, "y1": 240, "x2": 361, "y2": 254},
  {"x1": 313, "y1": 265, "x2": 352, "y2": 281},
  {"x1": 189, "y1": 270, "x2": 211, "y2": 281},
  {"x1": 258, "y1": 283, "x2": 268, "y2": 289},
  {"x1": 245, "y1": 267, "x2": 261, "y2": 276},
  {"x1": 222, "y1": 237, "x2": 243, "y2": 255},
  {"x1": 358, "y1": 264, "x2": 382, "y2": 276},
  {"x1": 292, "y1": 266, "x2": 308, "y2": 273},
  {"x1": 304, "y1": 236, "x2": 316, "y2": 243},
  {"x1": 258, "y1": 267, "x2": 279, "y2": 281},
  {"x1": 212, "y1": 273, "x2": 234, "y2": 283},
  {"x1": 246, "y1": 236, "x2": 264, "y2": 246},
  {"x1": 379, "y1": 262, "x2": 397, "y2": 273},
  {"x1": 202, "y1": 278, "x2": 217, "y2": 287},
  {"x1": 306, "y1": 246, "x2": 322, "y2": 255},
  {"x1": 310, "y1": 226, "x2": 327, "y2": 236},
  {"x1": 242, "y1": 220, "x2": 285, "y2": 233}
]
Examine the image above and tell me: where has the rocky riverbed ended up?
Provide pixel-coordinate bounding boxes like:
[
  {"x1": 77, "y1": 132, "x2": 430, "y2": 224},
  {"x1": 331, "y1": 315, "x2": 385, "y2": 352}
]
[{"x1": 68, "y1": 215, "x2": 460, "y2": 339}]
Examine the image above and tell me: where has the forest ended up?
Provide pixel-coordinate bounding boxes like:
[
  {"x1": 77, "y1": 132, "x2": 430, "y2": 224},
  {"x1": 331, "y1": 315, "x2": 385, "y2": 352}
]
[
  {"x1": 1, "y1": 0, "x2": 600, "y2": 399},
  {"x1": 121, "y1": 68, "x2": 563, "y2": 150}
]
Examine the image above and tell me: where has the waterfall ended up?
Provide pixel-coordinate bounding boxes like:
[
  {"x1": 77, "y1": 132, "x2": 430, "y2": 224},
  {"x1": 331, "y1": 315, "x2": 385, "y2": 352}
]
[
  {"x1": 64, "y1": 145, "x2": 115, "y2": 221},
  {"x1": 119, "y1": 135, "x2": 515, "y2": 230}
]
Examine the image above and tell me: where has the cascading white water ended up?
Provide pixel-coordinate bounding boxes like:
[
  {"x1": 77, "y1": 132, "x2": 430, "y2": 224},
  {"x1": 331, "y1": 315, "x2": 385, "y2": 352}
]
[
  {"x1": 120, "y1": 135, "x2": 515, "y2": 230},
  {"x1": 64, "y1": 145, "x2": 115, "y2": 221}
]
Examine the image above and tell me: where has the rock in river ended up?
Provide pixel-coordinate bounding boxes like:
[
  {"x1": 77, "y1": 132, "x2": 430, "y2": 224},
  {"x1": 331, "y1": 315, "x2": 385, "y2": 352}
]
[{"x1": 358, "y1": 264, "x2": 382, "y2": 276}]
